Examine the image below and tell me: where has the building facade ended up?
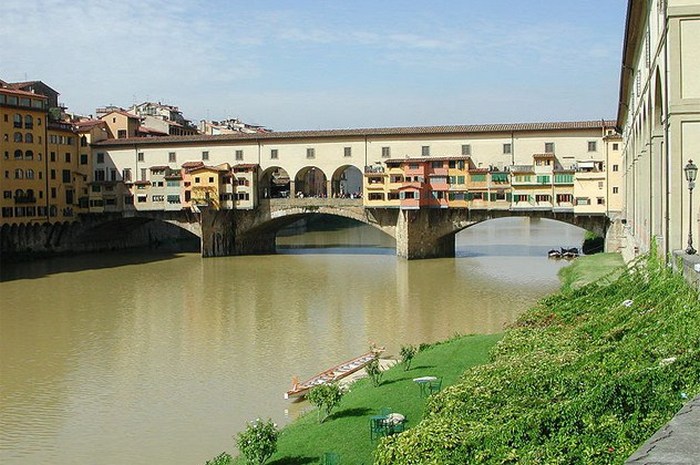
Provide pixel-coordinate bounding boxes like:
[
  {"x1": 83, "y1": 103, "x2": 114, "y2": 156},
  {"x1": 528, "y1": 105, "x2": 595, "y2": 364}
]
[{"x1": 618, "y1": 0, "x2": 700, "y2": 256}]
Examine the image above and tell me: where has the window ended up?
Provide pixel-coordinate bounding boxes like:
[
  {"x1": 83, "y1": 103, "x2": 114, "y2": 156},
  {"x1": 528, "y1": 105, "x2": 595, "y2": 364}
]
[
  {"x1": 167, "y1": 195, "x2": 180, "y2": 204},
  {"x1": 306, "y1": 148, "x2": 315, "y2": 159},
  {"x1": 3, "y1": 151, "x2": 7, "y2": 160},
  {"x1": 208, "y1": 177, "x2": 214, "y2": 183},
  {"x1": 598, "y1": 181, "x2": 604, "y2": 189},
  {"x1": 575, "y1": 197, "x2": 590, "y2": 206},
  {"x1": 344, "y1": 147, "x2": 352, "y2": 158},
  {"x1": 421, "y1": 146, "x2": 430, "y2": 157},
  {"x1": 117, "y1": 129, "x2": 127, "y2": 139},
  {"x1": 597, "y1": 197, "x2": 605, "y2": 205},
  {"x1": 382, "y1": 147, "x2": 390, "y2": 158},
  {"x1": 50, "y1": 169, "x2": 56, "y2": 180},
  {"x1": 65, "y1": 152, "x2": 71, "y2": 163},
  {"x1": 202, "y1": 151, "x2": 209, "y2": 161},
  {"x1": 169, "y1": 152, "x2": 176, "y2": 163},
  {"x1": 141, "y1": 168, "x2": 147, "y2": 181},
  {"x1": 63, "y1": 170, "x2": 71, "y2": 183},
  {"x1": 554, "y1": 174, "x2": 573, "y2": 183},
  {"x1": 137, "y1": 152, "x2": 144, "y2": 162},
  {"x1": 612, "y1": 143, "x2": 619, "y2": 151},
  {"x1": 152, "y1": 195, "x2": 165, "y2": 202},
  {"x1": 270, "y1": 149, "x2": 278, "y2": 159},
  {"x1": 535, "y1": 194, "x2": 551, "y2": 203},
  {"x1": 26, "y1": 169, "x2": 34, "y2": 179},
  {"x1": 96, "y1": 153, "x2": 104, "y2": 163},
  {"x1": 3, "y1": 190, "x2": 11, "y2": 198},
  {"x1": 50, "y1": 152, "x2": 56, "y2": 162},
  {"x1": 25, "y1": 133, "x2": 33, "y2": 143},
  {"x1": 612, "y1": 164, "x2": 619, "y2": 172},
  {"x1": 194, "y1": 177, "x2": 200, "y2": 183},
  {"x1": 461, "y1": 144, "x2": 471, "y2": 156},
  {"x1": 14, "y1": 149, "x2": 22, "y2": 159},
  {"x1": 80, "y1": 136, "x2": 87, "y2": 147},
  {"x1": 545, "y1": 142, "x2": 554, "y2": 153},
  {"x1": 457, "y1": 175, "x2": 465, "y2": 184},
  {"x1": 613, "y1": 187, "x2": 619, "y2": 194},
  {"x1": 471, "y1": 174, "x2": 486, "y2": 182},
  {"x1": 588, "y1": 141, "x2": 597, "y2": 152},
  {"x1": 15, "y1": 169, "x2": 23, "y2": 179},
  {"x1": 431, "y1": 161, "x2": 442, "y2": 168},
  {"x1": 235, "y1": 150, "x2": 243, "y2": 160},
  {"x1": 122, "y1": 168, "x2": 132, "y2": 182},
  {"x1": 503, "y1": 143, "x2": 512, "y2": 154},
  {"x1": 137, "y1": 196, "x2": 147, "y2": 203},
  {"x1": 80, "y1": 154, "x2": 88, "y2": 165},
  {"x1": 536, "y1": 175, "x2": 550, "y2": 184},
  {"x1": 14, "y1": 132, "x2": 22, "y2": 142},
  {"x1": 1, "y1": 207, "x2": 12, "y2": 218},
  {"x1": 556, "y1": 194, "x2": 573, "y2": 204},
  {"x1": 13, "y1": 114, "x2": 21, "y2": 128}
]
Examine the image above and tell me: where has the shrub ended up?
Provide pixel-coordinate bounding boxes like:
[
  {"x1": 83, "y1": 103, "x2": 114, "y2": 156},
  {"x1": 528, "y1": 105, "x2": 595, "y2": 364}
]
[
  {"x1": 307, "y1": 383, "x2": 345, "y2": 423},
  {"x1": 204, "y1": 452, "x2": 231, "y2": 465},
  {"x1": 365, "y1": 358, "x2": 383, "y2": 386},
  {"x1": 235, "y1": 418, "x2": 278, "y2": 465},
  {"x1": 400, "y1": 345, "x2": 417, "y2": 371}
]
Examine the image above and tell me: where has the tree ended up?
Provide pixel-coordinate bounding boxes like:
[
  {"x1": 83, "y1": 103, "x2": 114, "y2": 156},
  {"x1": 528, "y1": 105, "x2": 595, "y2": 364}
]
[
  {"x1": 307, "y1": 382, "x2": 345, "y2": 423},
  {"x1": 235, "y1": 418, "x2": 278, "y2": 465},
  {"x1": 400, "y1": 345, "x2": 417, "y2": 371}
]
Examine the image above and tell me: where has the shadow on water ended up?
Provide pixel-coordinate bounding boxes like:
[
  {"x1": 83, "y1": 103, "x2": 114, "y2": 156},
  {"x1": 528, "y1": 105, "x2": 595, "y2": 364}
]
[{"x1": 0, "y1": 248, "x2": 189, "y2": 283}]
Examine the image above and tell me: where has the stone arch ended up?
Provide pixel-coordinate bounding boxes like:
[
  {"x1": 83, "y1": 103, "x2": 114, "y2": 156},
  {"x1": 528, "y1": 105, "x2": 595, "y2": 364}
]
[
  {"x1": 258, "y1": 166, "x2": 291, "y2": 199},
  {"x1": 294, "y1": 166, "x2": 328, "y2": 198},
  {"x1": 330, "y1": 165, "x2": 363, "y2": 198}
]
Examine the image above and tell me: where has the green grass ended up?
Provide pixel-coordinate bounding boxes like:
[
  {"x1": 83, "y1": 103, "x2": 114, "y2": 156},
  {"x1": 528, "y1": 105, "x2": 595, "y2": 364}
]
[
  {"x1": 558, "y1": 252, "x2": 625, "y2": 291},
  {"x1": 233, "y1": 334, "x2": 501, "y2": 465},
  {"x1": 376, "y1": 252, "x2": 700, "y2": 464}
]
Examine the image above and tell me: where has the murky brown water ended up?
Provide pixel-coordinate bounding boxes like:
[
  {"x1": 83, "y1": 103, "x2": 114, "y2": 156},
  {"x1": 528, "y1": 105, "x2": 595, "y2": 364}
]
[{"x1": 0, "y1": 217, "x2": 583, "y2": 465}]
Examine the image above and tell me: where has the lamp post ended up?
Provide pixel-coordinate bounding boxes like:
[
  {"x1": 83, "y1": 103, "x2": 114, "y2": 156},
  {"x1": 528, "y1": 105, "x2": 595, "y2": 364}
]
[{"x1": 684, "y1": 159, "x2": 698, "y2": 255}]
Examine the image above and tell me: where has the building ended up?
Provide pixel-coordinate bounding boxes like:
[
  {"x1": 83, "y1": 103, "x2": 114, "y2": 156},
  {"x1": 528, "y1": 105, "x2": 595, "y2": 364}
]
[
  {"x1": 129, "y1": 102, "x2": 198, "y2": 136},
  {"x1": 617, "y1": 0, "x2": 700, "y2": 256},
  {"x1": 199, "y1": 118, "x2": 269, "y2": 135},
  {"x1": 99, "y1": 109, "x2": 141, "y2": 139}
]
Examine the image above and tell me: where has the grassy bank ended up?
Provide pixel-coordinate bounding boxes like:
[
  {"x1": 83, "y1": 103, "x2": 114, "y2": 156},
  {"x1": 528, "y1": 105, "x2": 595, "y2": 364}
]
[
  {"x1": 232, "y1": 334, "x2": 501, "y2": 464},
  {"x1": 376, "y1": 252, "x2": 700, "y2": 464},
  {"x1": 558, "y1": 252, "x2": 625, "y2": 291}
]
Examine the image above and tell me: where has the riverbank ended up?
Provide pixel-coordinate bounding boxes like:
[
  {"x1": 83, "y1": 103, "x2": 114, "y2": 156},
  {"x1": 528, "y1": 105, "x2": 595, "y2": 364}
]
[{"x1": 376, "y1": 251, "x2": 699, "y2": 464}]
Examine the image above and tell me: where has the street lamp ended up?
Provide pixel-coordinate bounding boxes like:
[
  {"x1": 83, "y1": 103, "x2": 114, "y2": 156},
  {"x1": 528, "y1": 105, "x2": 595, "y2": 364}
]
[{"x1": 684, "y1": 159, "x2": 698, "y2": 255}]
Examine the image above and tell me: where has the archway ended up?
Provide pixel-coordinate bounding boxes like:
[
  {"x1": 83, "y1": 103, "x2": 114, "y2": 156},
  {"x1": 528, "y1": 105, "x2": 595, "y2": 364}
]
[
  {"x1": 330, "y1": 165, "x2": 363, "y2": 198},
  {"x1": 294, "y1": 166, "x2": 327, "y2": 198},
  {"x1": 259, "y1": 166, "x2": 291, "y2": 199}
]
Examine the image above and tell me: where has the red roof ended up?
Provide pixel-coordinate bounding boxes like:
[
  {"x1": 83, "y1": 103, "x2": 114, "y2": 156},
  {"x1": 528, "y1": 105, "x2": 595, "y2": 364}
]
[
  {"x1": 0, "y1": 87, "x2": 49, "y2": 99},
  {"x1": 100, "y1": 110, "x2": 140, "y2": 120},
  {"x1": 181, "y1": 161, "x2": 205, "y2": 169}
]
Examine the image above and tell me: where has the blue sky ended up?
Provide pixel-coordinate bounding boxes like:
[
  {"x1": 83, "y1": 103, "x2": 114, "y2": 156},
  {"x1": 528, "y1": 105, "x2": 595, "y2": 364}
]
[{"x1": 1, "y1": 1, "x2": 628, "y2": 130}]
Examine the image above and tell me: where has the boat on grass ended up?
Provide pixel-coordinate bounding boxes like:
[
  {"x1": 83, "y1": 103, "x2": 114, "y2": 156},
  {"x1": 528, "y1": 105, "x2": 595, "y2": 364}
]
[{"x1": 284, "y1": 347, "x2": 385, "y2": 399}]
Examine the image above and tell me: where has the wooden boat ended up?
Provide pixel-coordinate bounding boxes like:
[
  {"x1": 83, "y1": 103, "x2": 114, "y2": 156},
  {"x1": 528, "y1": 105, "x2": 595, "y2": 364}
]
[
  {"x1": 561, "y1": 247, "x2": 579, "y2": 259},
  {"x1": 548, "y1": 249, "x2": 562, "y2": 258},
  {"x1": 284, "y1": 347, "x2": 385, "y2": 399}
]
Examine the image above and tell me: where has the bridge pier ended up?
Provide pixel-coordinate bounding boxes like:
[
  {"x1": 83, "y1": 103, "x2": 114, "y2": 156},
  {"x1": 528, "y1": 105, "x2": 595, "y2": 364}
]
[
  {"x1": 396, "y1": 209, "x2": 456, "y2": 259},
  {"x1": 200, "y1": 208, "x2": 236, "y2": 257}
]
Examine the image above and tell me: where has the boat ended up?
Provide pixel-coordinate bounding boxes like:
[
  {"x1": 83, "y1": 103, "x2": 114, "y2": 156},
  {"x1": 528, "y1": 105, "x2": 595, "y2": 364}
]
[
  {"x1": 561, "y1": 247, "x2": 580, "y2": 259},
  {"x1": 284, "y1": 347, "x2": 385, "y2": 399},
  {"x1": 548, "y1": 249, "x2": 562, "y2": 258}
]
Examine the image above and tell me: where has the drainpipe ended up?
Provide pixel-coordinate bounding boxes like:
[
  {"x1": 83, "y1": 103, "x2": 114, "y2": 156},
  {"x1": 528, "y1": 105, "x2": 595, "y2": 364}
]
[
  {"x1": 662, "y1": 0, "x2": 671, "y2": 255},
  {"x1": 510, "y1": 131, "x2": 515, "y2": 166}
]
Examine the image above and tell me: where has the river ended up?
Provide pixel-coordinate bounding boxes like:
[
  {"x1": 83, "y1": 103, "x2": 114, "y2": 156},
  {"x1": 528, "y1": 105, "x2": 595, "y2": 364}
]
[{"x1": 0, "y1": 217, "x2": 584, "y2": 465}]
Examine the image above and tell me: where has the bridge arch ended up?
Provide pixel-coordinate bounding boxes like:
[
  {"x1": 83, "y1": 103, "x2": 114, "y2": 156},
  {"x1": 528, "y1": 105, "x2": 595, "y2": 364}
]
[
  {"x1": 330, "y1": 165, "x2": 363, "y2": 198},
  {"x1": 294, "y1": 166, "x2": 328, "y2": 198}
]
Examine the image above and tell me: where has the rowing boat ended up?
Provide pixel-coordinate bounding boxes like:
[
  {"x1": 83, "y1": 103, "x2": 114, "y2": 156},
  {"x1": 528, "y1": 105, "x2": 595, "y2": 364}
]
[{"x1": 284, "y1": 347, "x2": 385, "y2": 399}]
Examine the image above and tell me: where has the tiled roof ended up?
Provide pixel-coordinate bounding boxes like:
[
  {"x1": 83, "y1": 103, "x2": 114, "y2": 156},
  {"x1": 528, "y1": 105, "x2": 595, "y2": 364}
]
[
  {"x1": 149, "y1": 165, "x2": 169, "y2": 170},
  {"x1": 100, "y1": 110, "x2": 141, "y2": 120},
  {"x1": 94, "y1": 120, "x2": 616, "y2": 147},
  {"x1": 384, "y1": 155, "x2": 471, "y2": 164},
  {"x1": 233, "y1": 163, "x2": 259, "y2": 169},
  {"x1": 0, "y1": 87, "x2": 49, "y2": 99},
  {"x1": 74, "y1": 120, "x2": 105, "y2": 130},
  {"x1": 533, "y1": 153, "x2": 555, "y2": 158}
]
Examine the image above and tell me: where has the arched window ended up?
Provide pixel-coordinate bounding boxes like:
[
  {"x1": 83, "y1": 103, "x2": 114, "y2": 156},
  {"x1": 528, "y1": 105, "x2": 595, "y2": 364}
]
[
  {"x1": 14, "y1": 169, "x2": 23, "y2": 179},
  {"x1": 25, "y1": 133, "x2": 33, "y2": 143},
  {"x1": 25, "y1": 150, "x2": 33, "y2": 160},
  {"x1": 26, "y1": 189, "x2": 34, "y2": 198},
  {"x1": 26, "y1": 169, "x2": 35, "y2": 179},
  {"x1": 15, "y1": 189, "x2": 24, "y2": 198},
  {"x1": 80, "y1": 136, "x2": 87, "y2": 147},
  {"x1": 14, "y1": 132, "x2": 22, "y2": 142},
  {"x1": 24, "y1": 115, "x2": 33, "y2": 129},
  {"x1": 14, "y1": 150, "x2": 22, "y2": 159},
  {"x1": 13, "y1": 114, "x2": 22, "y2": 128}
]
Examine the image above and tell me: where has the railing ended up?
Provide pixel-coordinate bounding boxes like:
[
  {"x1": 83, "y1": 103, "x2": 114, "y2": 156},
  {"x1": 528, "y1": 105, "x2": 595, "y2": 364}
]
[
  {"x1": 266, "y1": 198, "x2": 363, "y2": 208},
  {"x1": 15, "y1": 196, "x2": 37, "y2": 204}
]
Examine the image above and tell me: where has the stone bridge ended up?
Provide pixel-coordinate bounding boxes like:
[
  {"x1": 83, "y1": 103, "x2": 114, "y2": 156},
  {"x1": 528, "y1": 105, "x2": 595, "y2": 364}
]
[
  {"x1": 1, "y1": 201, "x2": 608, "y2": 260},
  {"x1": 197, "y1": 199, "x2": 609, "y2": 259}
]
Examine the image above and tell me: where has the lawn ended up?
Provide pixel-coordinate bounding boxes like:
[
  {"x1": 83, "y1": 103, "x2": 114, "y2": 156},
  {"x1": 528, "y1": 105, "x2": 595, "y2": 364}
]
[
  {"x1": 558, "y1": 252, "x2": 625, "y2": 291},
  {"x1": 232, "y1": 333, "x2": 501, "y2": 465}
]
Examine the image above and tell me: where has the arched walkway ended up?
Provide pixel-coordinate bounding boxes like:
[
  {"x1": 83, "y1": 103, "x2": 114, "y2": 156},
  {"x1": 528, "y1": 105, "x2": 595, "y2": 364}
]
[
  {"x1": 294, "y1": 166, "x2": 327, "y2": 198},
  {"x1": 330, "y1": 165, "x2": 363, "y2": 198},
  {"x1": 259, "y1": 166, "x2": 291, "y2": 199}
]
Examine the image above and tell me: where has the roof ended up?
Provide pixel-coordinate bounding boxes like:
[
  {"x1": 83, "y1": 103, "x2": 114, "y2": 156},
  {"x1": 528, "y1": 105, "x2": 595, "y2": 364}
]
[
  {"x1": 0, "y1": 86, "x2": 49, "y2": 99},
  {"x1": 74, "y1": 120, "x2": 106, "y2": 130},
  {"x1": 137, "y1": 126, "x2": 169, "y2": 136},
  {"x1": 233, "y1": 163, "x2": 259, "y2": 169},
  {"x1": 385, "y1": 155, "x2": 471, "y2": 164},
  {"x1": 5, "y1": 80, "x2": 60, "y2": 95},
  {"x1": 100, "y1": 110, "x2": 141, "y2": 120},
  {"x1": 149, "y1": 165, "x2": 169, "y2": 171},
  {"x1": 181, "y1": 161, "x2": 205, "y2": 169},
  {"x1": 134, "y1": 180, "x2": 151, "y2": 185},
  {"x1": 93, "y1": 120, "x2": 616, "y2": 147},
  {"x1": 533, "y1": 153, "x2": 556, "y2": 158}
]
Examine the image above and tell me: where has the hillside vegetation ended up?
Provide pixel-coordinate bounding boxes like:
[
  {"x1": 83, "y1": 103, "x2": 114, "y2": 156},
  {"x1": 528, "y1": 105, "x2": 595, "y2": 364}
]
[{"x1": 376, "y1": 253, "x2": 700, "y2": 464}]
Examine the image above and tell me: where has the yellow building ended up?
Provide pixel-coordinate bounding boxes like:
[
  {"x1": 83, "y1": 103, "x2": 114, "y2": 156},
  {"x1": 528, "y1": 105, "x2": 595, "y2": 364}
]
[
  {"x1": 100, "y1": 110, "x2": 141, "y2": 139},
  {"x1": 187, "y1": 163, "x2": 231, "y2": 209},
  {"x1": 0, "y1": 87, "x2": 49, "y2": 225},
  {"x1": 47, "y1": 121, "x2": 88, "y2": 220}
]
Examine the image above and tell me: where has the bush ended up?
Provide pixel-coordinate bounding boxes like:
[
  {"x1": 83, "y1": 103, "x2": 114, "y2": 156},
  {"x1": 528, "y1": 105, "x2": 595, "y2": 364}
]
[
  {"x1": 365, "y1": 358, "x2": 383, "y2": 386},
  {"x1": 400, "y1": 345, "x2": 417, "y2": 371},
  {"x1": 307, "y1": 383, "x2": 345, "y2": 423},
  {"x1": 204, "y1": 452, "x2": 232, "y2": 465},
  {"x1": 235, "y1": 419, "x2": 278, "y2": 465}
]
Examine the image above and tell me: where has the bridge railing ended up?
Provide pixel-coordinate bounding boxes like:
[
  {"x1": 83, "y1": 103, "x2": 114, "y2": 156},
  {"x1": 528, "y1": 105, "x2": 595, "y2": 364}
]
[{"x1": 264, "y1": 198, "x2": 364, "y2": 208}]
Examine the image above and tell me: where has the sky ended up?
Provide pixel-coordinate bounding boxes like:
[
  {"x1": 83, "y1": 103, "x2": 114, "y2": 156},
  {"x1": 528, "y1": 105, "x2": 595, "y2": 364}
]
[{"x1": 1, "y1": 1, "x2": 628, "y2": 131}]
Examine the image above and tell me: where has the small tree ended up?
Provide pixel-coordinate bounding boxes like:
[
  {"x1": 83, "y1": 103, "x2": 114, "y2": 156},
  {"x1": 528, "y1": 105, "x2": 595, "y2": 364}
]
[
  {"x1": 204, "y1": 452, "x2": 232, "y2": 465},
  {"x1": 400, "y1": 345, "x2": 417, "y2": 371},
  {"x1": 235, "y1": 418, "x2": 278, "y2": 465},
  {"x1": 365, "y1": 358, "x2": 383, "y2": 386},
  {"x1": 307, "y1": 382, "x2": 344, "y2": 423}
]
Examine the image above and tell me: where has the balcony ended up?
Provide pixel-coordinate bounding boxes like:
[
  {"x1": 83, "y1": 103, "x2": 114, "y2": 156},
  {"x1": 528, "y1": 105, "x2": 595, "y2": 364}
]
[{"x1": 15, "y1": 195, "x2": 37, "y2": 204}]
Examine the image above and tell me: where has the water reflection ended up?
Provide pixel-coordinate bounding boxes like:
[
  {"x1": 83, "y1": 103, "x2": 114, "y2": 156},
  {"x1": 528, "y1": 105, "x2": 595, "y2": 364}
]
[{"x1": 0, "y1": 217, "x2": 583, "y2": 465}]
